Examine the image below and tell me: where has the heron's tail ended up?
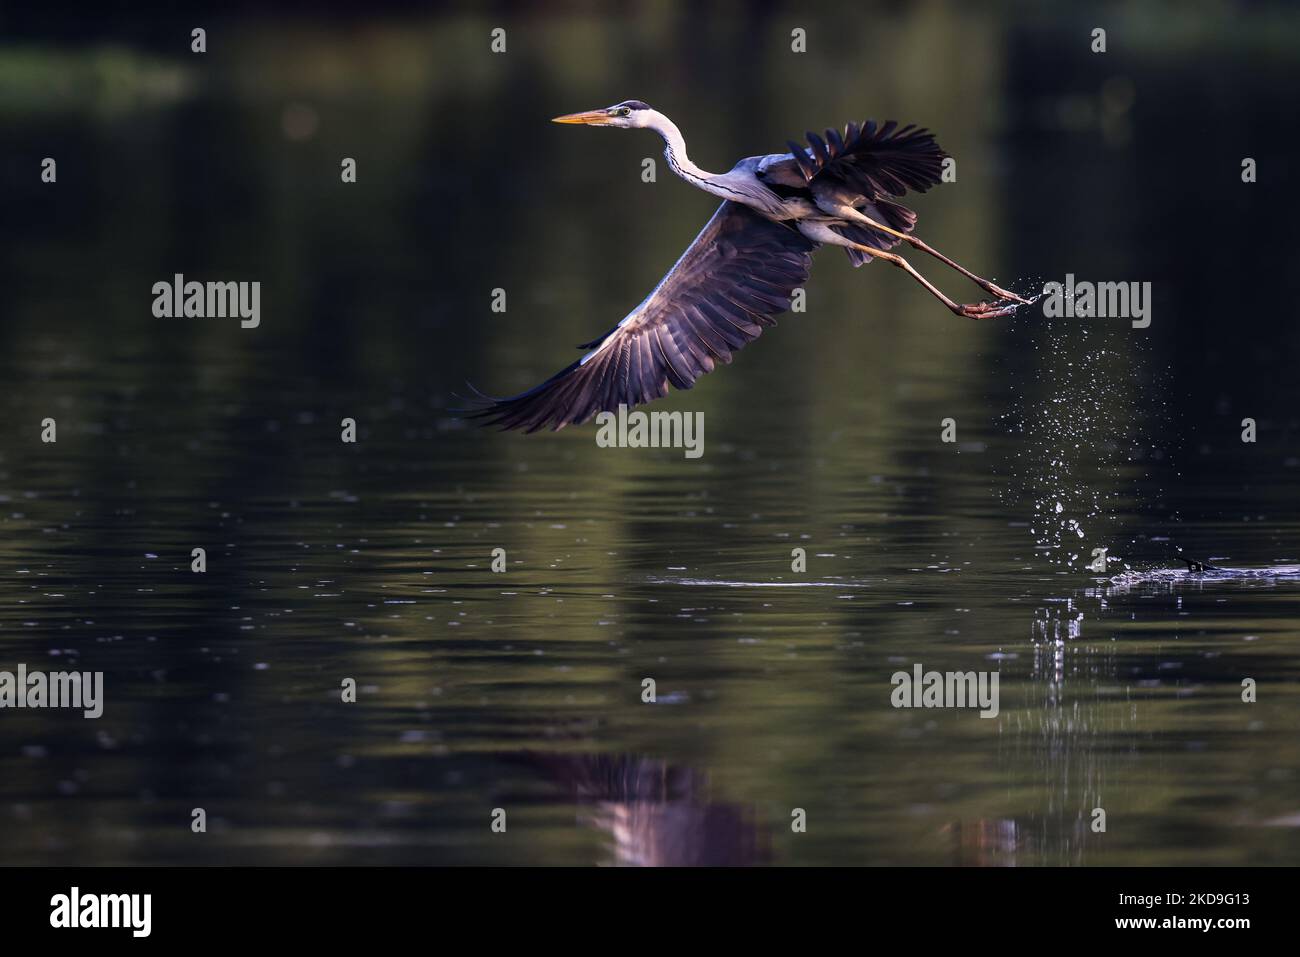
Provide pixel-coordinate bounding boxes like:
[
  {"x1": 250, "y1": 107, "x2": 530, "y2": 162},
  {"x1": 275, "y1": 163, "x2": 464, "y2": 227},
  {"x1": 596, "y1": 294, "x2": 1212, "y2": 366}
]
[{"x1": 838, "y1": 199, "x2": 918, "y2": 267}]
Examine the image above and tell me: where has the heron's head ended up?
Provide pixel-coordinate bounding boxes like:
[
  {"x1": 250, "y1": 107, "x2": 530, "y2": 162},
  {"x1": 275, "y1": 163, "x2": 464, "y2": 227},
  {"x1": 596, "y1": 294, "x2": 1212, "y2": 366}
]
[{"x1": 552, "y1": 100, "x2": 655, "y2": 129}]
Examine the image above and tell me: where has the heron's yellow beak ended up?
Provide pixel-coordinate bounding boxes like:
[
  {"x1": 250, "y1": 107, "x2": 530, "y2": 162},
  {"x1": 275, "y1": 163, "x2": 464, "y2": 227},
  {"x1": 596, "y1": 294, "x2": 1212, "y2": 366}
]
[{"x1": 552, "y1": 110, "x2": 612, "y2": 126}]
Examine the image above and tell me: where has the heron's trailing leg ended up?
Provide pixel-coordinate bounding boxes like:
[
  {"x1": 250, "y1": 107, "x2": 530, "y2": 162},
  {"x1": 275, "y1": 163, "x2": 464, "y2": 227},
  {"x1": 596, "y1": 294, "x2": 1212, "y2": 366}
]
[
  {"x1": 885, "y1": 249, "x2": 1014, "y2": 319},
  {"x1": 797, "y1": 221, "x2": 1014, "y2": 318},
  {"x1": 838, "y1": 208, "x2": 1032, "y2": 305},
  {"x1": 850, "y1": 243, "x2": 1016, "y2": 319}
]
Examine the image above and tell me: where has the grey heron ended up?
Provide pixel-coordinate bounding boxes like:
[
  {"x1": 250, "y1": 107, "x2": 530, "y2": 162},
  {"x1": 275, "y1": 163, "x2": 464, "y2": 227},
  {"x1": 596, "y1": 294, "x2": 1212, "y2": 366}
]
[{"x1": 469, "y1": 100, "x2": 1029, "y2": 432}]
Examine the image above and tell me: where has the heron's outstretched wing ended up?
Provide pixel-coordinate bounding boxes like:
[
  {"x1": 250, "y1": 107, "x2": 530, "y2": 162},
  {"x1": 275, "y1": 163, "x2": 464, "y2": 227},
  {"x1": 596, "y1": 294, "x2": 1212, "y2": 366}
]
[
  {"x1": 759, "y1": 120, "x2": 946, "y2": 201},
  {"x1": 467, "y1": 201, "x2": 816, "y2": 432},
  {"x1": 756, "y1": 120, "x2": 944, "y2": 268}
]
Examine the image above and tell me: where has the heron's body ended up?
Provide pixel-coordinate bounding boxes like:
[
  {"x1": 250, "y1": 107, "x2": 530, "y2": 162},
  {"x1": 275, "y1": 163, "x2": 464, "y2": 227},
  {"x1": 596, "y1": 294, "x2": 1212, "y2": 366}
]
[{"x1": 469, "y1": 101, "x2": 1029, "y2": 432}]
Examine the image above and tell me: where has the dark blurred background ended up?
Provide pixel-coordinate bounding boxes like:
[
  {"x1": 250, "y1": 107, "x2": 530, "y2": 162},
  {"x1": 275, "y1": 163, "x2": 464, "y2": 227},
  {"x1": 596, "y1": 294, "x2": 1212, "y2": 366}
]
[{"x1": 1, "y1": 1, "x2": 1298, "y2": 866}]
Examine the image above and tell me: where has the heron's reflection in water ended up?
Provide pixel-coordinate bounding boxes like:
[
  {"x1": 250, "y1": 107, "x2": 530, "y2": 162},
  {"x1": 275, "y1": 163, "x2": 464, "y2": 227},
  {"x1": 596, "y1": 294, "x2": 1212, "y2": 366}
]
[
  {"x1": 941, "y1": 819, "x2": 1022, "y2": 867},
  {"x1": 520, "y1": 753, "x2": 769, "y2": 866}
]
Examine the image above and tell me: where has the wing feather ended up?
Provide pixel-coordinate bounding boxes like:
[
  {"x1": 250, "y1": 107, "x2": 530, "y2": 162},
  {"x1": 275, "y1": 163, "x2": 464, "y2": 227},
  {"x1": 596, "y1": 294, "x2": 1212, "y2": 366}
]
[
  {"x1": 761, "y1": 119, "x2": 946, "y2": 201},
  {"x1": 467, "y1": 202, "x2": 816, "y2": 432}
]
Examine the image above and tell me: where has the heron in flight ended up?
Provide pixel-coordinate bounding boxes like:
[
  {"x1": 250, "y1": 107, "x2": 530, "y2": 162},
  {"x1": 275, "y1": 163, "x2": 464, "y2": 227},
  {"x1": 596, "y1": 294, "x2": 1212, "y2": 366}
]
[{"x1": 470, "y1": 100, "x2": 1030, "y2": 432}]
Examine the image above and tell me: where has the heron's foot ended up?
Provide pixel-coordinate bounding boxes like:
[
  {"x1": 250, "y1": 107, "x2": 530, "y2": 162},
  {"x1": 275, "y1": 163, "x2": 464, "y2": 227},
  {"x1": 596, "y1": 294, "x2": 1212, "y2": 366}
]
[
  {"x1": 982, "y1": 283, "x2": 1034, "y2": 306},
  {"x1": 957, "y1": 300, "x2": 1019, "y2": 320}
]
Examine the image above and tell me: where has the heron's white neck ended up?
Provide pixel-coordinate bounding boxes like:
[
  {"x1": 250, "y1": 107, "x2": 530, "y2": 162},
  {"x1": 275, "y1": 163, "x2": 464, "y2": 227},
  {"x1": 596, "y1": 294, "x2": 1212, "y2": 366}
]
[{"x1": 645, "y1": 110, "x2": 719, "y2": 189}]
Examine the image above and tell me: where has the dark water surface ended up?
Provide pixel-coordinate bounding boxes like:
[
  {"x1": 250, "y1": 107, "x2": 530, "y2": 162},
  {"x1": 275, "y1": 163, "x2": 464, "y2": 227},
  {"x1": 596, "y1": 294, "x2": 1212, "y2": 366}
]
[{"x1": 2, "y1": 3, "x2": 1299, "y2": 865}]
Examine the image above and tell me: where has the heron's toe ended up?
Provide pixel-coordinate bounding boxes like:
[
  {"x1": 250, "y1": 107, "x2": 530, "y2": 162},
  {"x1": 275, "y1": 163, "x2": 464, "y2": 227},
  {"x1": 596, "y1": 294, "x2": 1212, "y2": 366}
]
[
  {"x1": 958, "y1": 301, "x2": 1017, "y2": 320},
  {"x1": 989, "y1": 285, "x2": 1034, "y2": 305}
]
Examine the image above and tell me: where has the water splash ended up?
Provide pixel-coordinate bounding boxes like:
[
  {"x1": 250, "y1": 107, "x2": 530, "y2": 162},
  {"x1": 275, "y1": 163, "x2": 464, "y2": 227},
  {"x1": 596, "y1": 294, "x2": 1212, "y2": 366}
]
[{"x1": 997, "y1": 318, "x2": 1166, "y2": 570}]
